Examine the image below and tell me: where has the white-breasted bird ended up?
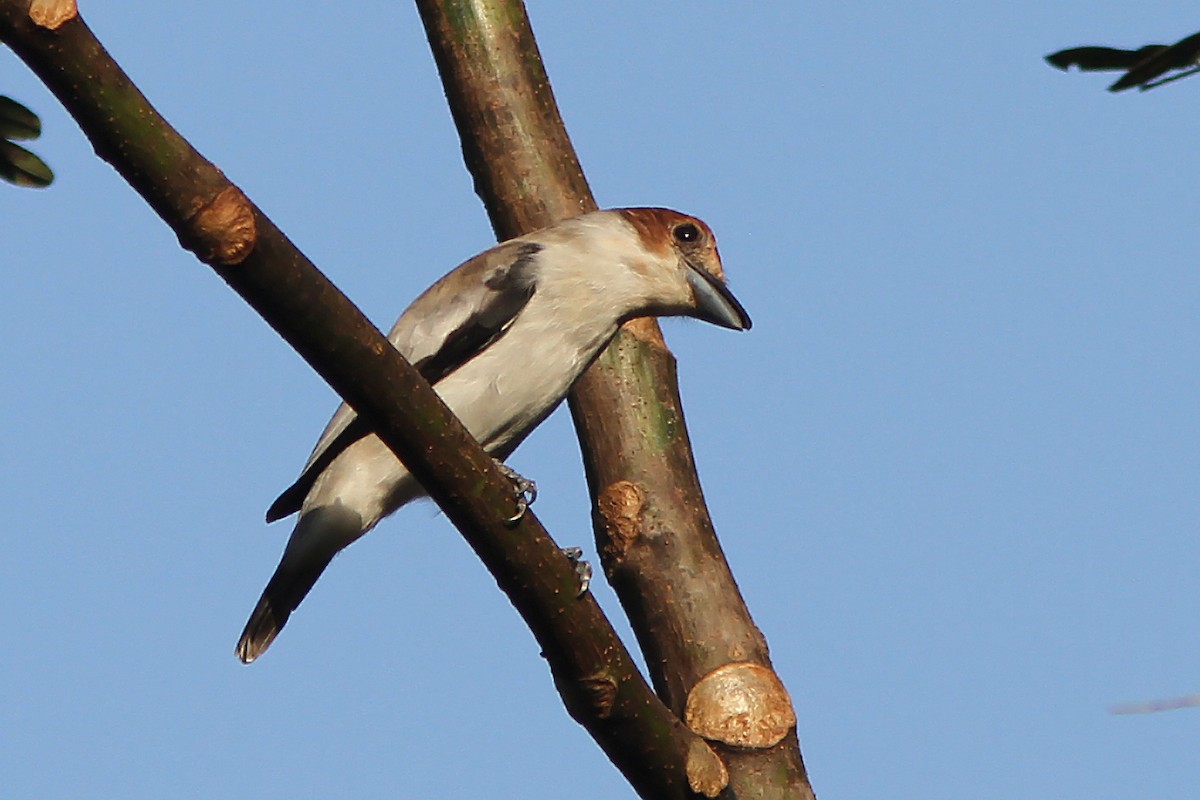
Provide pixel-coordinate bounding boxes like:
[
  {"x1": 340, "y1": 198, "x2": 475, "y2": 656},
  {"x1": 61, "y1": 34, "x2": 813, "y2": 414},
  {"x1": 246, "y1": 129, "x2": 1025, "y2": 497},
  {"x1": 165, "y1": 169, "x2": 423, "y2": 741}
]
[{"x1": 236, "y1": 207, "x2": 751, "y2": 663}]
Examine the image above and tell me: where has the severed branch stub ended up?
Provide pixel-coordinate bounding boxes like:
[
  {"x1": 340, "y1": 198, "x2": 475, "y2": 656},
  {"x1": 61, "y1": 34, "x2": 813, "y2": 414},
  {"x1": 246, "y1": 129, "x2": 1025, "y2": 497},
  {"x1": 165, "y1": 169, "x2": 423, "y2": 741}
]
[
  {"x1": 182, "y1": 185, "x2": 257, "y2": 267},
  {"x1": 28, "y1": 0, "x2": 75, "y2": 29},
  {"x1": 686, "y1": 738, "x2": 729, "y2": 798},
  {"x1": 686, "y1": 662, "x2": 798, "y2": 749}
]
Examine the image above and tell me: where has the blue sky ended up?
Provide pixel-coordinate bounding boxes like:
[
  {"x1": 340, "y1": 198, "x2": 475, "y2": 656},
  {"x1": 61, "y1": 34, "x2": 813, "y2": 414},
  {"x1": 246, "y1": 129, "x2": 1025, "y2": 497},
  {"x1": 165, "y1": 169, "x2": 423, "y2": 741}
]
[{"x1": 3, "y1": 2, "x2": 1198, "y2": 798}]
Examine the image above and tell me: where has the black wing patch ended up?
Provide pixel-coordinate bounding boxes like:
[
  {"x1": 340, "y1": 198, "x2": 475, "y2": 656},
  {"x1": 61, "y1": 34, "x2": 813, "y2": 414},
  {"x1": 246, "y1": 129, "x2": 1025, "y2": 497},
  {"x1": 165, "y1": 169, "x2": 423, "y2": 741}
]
[
  {"x1": 265, "y1": 416, "x2": 371, "y2": 522},
  {"x1": 414, "y1": 243, "x2": 541, "y2": 385},
  {"x1": 265, "y1": 243, "x2": 542, "y2": 522}
]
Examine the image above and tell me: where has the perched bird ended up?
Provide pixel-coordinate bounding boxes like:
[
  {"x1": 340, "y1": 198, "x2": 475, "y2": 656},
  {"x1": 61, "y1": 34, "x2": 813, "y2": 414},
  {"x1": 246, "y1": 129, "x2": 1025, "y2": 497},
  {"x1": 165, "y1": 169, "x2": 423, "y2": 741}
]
[
  {"x1": 1045, "y1": 29, "x2": 1200, "y2": 92},
  {"x1": 236, "y1": 208, "x2": 752, "y2": 663}
]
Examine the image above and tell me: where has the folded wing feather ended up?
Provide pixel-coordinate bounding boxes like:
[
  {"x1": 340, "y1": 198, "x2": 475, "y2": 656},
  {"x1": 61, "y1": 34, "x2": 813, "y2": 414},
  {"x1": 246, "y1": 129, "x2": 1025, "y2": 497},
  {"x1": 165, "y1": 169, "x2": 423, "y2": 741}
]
[{"x1": 265, "y1": 240, "x2": 542, "y2": 522}]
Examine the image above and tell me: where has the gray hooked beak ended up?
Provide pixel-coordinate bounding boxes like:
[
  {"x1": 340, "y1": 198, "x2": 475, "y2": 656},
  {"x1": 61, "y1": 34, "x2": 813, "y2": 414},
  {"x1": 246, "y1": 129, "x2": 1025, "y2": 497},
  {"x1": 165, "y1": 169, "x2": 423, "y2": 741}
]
[{"x1": 686, "y1": 262, "x2": 752, "y2": 331}]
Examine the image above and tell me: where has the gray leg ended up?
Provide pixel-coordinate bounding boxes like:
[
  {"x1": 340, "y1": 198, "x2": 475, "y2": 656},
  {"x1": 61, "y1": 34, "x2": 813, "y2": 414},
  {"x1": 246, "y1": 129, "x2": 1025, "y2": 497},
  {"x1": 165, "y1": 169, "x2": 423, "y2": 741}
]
[
  {"x1": 494, "y1": 460, "x2": 537, "y2": 524},
  {"x1": 561, "y1": 547, "x2": 592, "y2": 596}
]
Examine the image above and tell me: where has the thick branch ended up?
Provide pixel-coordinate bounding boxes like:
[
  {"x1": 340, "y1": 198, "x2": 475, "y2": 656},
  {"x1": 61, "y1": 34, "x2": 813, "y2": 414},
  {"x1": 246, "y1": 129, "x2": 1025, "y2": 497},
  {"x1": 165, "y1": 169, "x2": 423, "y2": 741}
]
[
  {"x1": 417, "y1": 1, "x2": 813, "y2": 797},
  {"x1": 0, "y1": 3, "x2": 715, "y2": 797}
]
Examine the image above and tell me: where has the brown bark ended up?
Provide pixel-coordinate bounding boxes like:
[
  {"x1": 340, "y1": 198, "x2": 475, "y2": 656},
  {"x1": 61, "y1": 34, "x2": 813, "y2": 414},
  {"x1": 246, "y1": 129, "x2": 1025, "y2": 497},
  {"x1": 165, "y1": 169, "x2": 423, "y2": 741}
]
[
  {"x1": 0, "y1": 2, "x2": 716, "y2": 797},
  {"x1": 417, "y1": 1, "x2": 814, "y2": 798}
]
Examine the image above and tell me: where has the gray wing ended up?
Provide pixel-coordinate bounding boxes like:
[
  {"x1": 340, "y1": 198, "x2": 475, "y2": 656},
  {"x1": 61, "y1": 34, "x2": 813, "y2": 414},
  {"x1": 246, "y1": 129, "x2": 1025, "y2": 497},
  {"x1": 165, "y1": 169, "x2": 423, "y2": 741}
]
[{"x1": 265, "y1": 240, "x2": 542, "y2": 522}]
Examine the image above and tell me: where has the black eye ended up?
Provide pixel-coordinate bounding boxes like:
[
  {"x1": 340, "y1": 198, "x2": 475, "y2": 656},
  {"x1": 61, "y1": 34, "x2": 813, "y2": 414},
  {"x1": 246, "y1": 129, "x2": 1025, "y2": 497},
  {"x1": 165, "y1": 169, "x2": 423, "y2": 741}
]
[{"x1": 673, "y1": 223, "x2": 701, "y2": 243}]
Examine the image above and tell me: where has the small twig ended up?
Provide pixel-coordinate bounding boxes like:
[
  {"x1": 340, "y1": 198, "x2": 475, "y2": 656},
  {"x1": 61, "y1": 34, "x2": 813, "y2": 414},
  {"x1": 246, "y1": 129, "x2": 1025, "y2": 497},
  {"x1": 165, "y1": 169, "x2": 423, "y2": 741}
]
[{"x1": 1111, "y1": 693, "x2": 1200, "y2": 714}]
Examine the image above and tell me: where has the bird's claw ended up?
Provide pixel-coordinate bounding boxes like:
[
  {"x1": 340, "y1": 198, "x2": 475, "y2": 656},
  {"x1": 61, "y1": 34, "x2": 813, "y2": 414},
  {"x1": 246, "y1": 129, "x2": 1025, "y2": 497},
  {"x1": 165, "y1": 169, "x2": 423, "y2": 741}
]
[
  {"x1": 494, "y1": 460, "x2": 537, "y2": 524},
  {"x1": 561, "y1": 547, "x2": 592, "y2": 597}
]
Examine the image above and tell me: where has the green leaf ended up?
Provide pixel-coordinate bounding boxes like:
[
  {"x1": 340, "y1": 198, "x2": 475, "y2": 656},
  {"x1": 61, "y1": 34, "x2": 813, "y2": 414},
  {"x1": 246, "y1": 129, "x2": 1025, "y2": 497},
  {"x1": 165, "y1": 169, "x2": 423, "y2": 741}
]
[
  {"x1": 0, "y1": 96, "x2": 42, "y2": 141},
  {"x1": 0, "y1": 139, "x2": 54, "y2": 187}
]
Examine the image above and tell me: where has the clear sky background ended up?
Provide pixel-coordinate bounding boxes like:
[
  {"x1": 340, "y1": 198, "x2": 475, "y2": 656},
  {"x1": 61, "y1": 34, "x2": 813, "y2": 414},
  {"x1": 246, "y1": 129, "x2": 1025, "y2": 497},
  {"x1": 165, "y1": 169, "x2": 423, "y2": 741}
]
[{"x1": 3, "y1": 2, "x2": 1198, "y2": 798}]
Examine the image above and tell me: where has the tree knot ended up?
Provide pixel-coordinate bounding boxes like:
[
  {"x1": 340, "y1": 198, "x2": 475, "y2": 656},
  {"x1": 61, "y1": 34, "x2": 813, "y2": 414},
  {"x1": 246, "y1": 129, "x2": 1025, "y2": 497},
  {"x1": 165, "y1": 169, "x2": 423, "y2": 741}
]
[{"x1": 181, "y1": 185, "x2": 256, "y2": 266}]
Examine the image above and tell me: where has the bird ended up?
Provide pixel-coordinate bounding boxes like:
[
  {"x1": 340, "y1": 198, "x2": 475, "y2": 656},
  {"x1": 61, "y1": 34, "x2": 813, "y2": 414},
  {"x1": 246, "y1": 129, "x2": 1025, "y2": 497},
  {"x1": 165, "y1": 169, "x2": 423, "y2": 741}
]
[
  {"x1": 1045, "y1": 29, "x2": 1200, "y2": 92},
  {"x1": 235, "y1": 207, "x2": 752, "y2": 663}
]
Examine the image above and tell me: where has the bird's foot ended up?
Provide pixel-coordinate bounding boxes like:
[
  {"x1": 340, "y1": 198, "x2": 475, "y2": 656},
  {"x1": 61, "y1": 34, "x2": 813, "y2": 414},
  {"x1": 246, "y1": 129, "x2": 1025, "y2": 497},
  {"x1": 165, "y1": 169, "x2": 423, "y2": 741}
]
[
  {"x1": 494, "y1": 460, "x2": 537, "y2": 524},
  {"x1": 561, "y1": 547, "x2": 592, "y2": 597}
]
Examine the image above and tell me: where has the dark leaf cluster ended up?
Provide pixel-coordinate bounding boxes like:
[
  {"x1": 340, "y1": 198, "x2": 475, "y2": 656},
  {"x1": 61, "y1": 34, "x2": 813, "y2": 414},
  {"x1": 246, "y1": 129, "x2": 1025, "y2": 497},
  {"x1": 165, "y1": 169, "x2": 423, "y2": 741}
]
[
  {"x1": 1046, "y1": 29, "x2": 1200, "y2": 92},
  {"x1": 0, "y1": 95, "x2": 53, "y2": 186}
]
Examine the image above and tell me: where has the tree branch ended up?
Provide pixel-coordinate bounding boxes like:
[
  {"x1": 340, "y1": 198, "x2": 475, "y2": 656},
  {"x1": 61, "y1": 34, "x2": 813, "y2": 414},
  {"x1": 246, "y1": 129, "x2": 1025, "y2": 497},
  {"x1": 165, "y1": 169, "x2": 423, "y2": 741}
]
[
  {"x1": 417, "y1": 1, "x2": 813, "y2": 797},
  {"x1": 0, "y1": 2, "x2": 719, "y2": 797}
]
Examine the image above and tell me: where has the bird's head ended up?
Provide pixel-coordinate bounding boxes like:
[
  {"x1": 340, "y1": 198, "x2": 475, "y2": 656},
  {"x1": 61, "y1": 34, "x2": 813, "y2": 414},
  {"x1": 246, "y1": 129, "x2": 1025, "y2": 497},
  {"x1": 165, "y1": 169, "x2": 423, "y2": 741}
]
[{"x1": 614, "y1": 207, "x2": 752, "y2": 331}]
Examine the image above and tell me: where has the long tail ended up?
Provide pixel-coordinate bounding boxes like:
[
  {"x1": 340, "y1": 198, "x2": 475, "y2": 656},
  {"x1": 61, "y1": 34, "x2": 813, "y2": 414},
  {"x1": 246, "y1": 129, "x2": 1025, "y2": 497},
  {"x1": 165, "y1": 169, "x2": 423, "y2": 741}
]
[
  {"x1": 236, "y1": 505, "x2": 365, "y2": 664},
  {"x1": 235, "y1": 553, "x2": 334, "y2": 663}
]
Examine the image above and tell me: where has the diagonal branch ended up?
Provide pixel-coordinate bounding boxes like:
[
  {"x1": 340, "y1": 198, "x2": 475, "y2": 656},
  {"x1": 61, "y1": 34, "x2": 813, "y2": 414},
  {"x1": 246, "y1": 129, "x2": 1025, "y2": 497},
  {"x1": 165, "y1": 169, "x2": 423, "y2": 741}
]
[
  {"x1": 416, "y1": 1, "x2": 814, "y2": 797},
  {"x1": 0, "y1": 2, "x2": 720, "y2": 797}
]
